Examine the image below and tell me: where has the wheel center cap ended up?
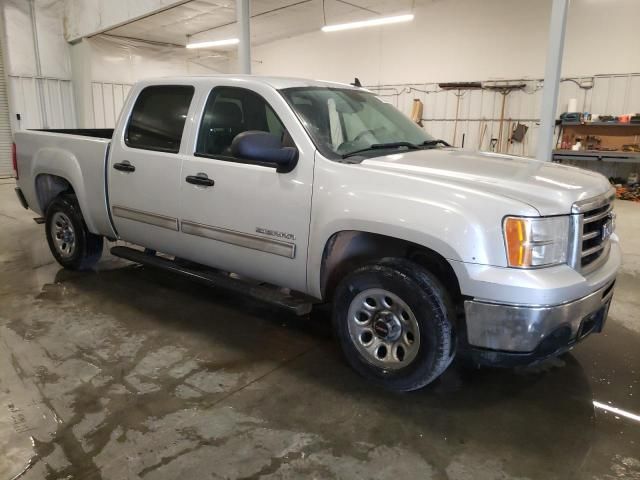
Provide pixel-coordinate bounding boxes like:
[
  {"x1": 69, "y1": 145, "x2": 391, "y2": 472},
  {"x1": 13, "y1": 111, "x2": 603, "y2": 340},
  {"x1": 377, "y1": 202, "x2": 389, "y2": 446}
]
[{"x1": 373, "y1": 311, "x2": 402, "y2": 341}]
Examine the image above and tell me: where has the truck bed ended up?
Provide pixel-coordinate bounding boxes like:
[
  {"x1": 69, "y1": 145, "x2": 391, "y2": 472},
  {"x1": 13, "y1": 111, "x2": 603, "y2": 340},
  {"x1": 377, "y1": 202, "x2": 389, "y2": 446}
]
[
  {"x1": 14, "y1": 129, "x2": 116, "y2": 238},
  {"x1": 34, "y1": 128, "x2": 114, "y2": 139}
]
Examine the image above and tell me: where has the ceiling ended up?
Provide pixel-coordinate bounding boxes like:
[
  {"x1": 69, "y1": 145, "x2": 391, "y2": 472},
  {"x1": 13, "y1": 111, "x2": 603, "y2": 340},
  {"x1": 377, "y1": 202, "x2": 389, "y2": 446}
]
[{"x1": 105, "y1": 0, "x2": 421, "y2": 48}]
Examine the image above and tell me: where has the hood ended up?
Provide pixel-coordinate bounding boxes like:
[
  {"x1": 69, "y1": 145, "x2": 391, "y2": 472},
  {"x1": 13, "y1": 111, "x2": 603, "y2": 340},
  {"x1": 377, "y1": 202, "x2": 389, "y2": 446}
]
[{"x1": 360, "y1": 149, "x2": 612, "y2": 215}]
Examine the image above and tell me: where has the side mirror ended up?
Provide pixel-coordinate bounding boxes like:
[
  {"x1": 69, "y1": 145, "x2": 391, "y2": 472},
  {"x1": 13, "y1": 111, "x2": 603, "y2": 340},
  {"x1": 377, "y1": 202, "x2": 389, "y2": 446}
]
[{"x1": 231, "y1": 131, "x2": 298, "y2": 173}]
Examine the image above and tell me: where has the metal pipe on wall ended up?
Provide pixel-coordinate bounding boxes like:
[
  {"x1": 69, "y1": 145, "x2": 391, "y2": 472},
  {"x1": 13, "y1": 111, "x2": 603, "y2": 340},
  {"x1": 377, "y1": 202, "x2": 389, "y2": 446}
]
[
  {"x1": 536, "y1": 0, "x2": 569, "y2": 161},
  {"x1": 237, "y1": 0, "x2": 251, "y2": 74},
  {"x1": 29, "y1": 0, "x2": 49, "y2": 128}
]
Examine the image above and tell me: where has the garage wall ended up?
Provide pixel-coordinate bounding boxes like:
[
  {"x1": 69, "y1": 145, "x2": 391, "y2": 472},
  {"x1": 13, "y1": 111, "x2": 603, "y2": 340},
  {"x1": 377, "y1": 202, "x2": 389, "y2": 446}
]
[
  {"x1": 0, "y1": 0, "x2": 76, "y2": 131},
  {"x1": 71, "y1": 34, "x2": 223, "y2": 128},
  {"x1": 253, "y1": 0, "x2": 640, "y2": 158},
  {"x1": 253, "y1": 0, "x2": 640, "y2": 83},
  {"x1": 368, "y1": 73, "x2": 640, "y2": 158}
]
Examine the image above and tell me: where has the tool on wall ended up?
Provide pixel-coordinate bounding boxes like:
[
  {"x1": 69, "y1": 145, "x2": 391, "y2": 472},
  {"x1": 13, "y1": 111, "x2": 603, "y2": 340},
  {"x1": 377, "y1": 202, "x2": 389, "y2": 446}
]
[
  {"x1": 438, "y1": 82, "x2": 482, "y2": 147},
  {"x1": 508, "y1": 122, "x2": 529, "y2": 155},
  {"x1": 410, "y1": 99, "x2": 424, "y2": 126},
  {"x1": 483, "y1": 83, "x2": 526, "y2": 153},
  {"x1": 478, "y1": 121, "x2": 488, "y2": 150}
]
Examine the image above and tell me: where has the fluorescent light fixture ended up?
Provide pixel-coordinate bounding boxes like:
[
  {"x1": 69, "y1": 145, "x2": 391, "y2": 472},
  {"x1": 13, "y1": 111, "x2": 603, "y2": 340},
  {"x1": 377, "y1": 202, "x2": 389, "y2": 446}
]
[
  {"x1": 186, "y1": 38, "x2": 240, "y2": 49},
  {"x1": 593, "y1": 400, "x2": 640, "y2": 423},
  {"x1": 322, "y1": 14, "x2": 414, "y2": 33}
]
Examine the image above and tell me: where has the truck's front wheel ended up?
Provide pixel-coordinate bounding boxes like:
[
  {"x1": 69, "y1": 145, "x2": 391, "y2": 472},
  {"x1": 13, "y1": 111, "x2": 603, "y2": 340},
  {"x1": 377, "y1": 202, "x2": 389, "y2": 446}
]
[
  {"x1": 45, "y1": 195, "x2": 103, "y2": 270},
  {"x1": 333, "y1": 258, "x2": 455, "y2": 391}
]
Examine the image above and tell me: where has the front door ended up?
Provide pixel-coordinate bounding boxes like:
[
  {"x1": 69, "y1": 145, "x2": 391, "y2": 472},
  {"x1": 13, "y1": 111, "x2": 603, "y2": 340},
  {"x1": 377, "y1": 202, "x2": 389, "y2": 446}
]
[
  {"x1": 178, "y1": 84, "x2": 314, "y2": 293},
  {"x1": 108, "y1": 84, "x2": 195, "y2": 255}
]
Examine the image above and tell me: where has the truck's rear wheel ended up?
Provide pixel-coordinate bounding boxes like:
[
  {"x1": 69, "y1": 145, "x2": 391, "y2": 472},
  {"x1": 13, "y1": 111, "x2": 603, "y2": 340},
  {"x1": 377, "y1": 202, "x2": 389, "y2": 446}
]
[
  {"x1": 45, "y1": 195, "x2": 103, "y2": 270},
  {"x1": 333, "y1": 258, "x2": 455, "y2": 391}
]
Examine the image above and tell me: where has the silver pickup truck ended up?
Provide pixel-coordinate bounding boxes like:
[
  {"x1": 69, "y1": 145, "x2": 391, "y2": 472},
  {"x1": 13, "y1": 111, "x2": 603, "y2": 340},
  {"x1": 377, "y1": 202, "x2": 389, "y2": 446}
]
[{"x1": 14, "y1": 75, "x2": 621, "y2": 391}]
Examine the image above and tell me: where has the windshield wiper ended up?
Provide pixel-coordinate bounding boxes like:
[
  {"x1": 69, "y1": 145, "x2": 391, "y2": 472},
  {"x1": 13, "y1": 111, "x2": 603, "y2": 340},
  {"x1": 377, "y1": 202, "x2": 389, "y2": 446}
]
[
  {"x1": 342, "y1": 142, "x2": 420, "y2": 159},
  {"x1": 420, "y1": 139, "x2": 451, "y2": 147}
]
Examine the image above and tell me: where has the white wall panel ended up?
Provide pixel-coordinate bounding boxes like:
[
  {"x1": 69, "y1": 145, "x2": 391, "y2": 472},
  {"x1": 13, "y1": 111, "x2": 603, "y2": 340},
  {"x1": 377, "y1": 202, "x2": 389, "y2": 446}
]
[
  {"x1": 2, "y1": 0, "x2": 37, "y2": 76},
  {"x1": 7, "y1": 76, "x2": 76, "y2": 130},
  {"x1": 101, "y1": 84, "x2": 115, "y2": 128},
  {"x1": 35, "y1": 0, "x2": 72, "y2": 79},
  {"x1": 90, "y1": 81, "x2": 133, "y2": 128},
  {"x1": 0, "y1": 0, "x2": 76, "y2": 135},
  {"x1": 91, "y1": 82, "x2": 105, "y2": 128}
]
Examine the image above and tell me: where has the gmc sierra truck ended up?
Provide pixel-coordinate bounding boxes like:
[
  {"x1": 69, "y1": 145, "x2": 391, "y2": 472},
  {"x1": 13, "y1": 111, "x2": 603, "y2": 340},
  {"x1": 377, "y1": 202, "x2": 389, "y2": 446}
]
[{"x1": 14, "y1": 76, "x2": 620, "y2": 391}]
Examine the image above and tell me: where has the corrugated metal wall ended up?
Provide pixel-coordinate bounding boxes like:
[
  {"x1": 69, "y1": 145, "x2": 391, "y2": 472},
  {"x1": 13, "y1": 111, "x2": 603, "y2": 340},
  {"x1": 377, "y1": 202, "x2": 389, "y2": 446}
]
[
  {"x1": 368, "y1": 73, "x2": 640, "y2": 158},
  {"x1": 8, "y1": 76, "x2": 76, "y2": 131},
  {"x1": 91, "y1": 82, "x2": 132, "y2": 128},
  {"x1": 0, "y1": 42, "x2": 13, "y2": 177}
]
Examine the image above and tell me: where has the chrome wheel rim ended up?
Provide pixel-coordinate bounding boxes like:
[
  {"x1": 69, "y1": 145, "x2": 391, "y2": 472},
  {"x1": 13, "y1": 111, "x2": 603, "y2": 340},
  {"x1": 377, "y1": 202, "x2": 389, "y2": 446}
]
[
  {"x1": 51, "y1": 212, "x2": 76, "y2": 258},
  {"x1": 347, "y1": 288, "x2": 420, "y2": 370}
]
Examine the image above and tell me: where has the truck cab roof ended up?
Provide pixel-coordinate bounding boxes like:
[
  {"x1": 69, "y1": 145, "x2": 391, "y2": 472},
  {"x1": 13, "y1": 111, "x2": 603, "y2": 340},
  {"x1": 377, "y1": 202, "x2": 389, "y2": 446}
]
[{"x1": 137, "y1": 75, "x2": 362, "y2": 91}]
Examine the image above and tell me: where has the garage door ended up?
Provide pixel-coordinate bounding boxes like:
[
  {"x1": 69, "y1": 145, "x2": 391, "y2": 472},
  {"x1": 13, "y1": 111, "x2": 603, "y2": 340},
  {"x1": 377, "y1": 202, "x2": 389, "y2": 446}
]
[{"x1": 0, "y1": 43, "x2": 13, "y2": 177}]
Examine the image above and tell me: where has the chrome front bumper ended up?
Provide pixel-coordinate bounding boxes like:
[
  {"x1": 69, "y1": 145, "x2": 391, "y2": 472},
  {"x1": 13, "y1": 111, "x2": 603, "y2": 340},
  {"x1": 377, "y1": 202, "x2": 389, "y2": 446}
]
[{"x1": 464, "y1": 279, "x2": 615, "y2": 353}]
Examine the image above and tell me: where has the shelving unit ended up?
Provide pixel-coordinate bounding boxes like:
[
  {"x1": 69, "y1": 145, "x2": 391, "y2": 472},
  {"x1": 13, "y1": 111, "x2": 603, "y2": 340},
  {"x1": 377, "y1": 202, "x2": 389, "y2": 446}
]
[{"x1": 552, "y1": 121, "x2": 640, "y2": 166}]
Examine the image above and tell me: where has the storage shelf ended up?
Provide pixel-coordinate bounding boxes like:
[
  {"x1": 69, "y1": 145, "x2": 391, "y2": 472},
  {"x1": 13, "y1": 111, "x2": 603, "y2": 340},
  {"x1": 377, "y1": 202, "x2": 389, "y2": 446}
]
[
  {"x1": 560, "y1": 121, "x2": 640, "y2": 127},
  {"x1": 552, "y1": 149, "x2": 640, "y2": 163}
]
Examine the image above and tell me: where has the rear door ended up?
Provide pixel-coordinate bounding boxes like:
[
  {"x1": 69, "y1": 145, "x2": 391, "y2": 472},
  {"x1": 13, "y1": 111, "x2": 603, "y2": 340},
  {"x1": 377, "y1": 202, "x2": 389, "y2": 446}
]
[
  {"x1": 107, "y1": 84, "x2": 195, "y2": 254},
  {"x1": 178, "y1": 83, "x2": 315, "y2": 293}
]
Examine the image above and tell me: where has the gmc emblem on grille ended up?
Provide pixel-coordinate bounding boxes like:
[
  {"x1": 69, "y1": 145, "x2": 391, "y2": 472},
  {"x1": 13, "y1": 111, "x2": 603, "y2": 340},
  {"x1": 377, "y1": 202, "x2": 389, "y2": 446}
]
[{"x1": 602, "y1": 215, "x2": 613, "y2": 241}]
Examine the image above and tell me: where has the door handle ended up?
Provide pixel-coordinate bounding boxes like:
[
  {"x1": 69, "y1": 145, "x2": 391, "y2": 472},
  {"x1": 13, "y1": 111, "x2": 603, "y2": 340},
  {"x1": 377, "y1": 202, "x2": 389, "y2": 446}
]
[
  {"x1": 186, "y1": 173, "x2": 215, "y2": 187},
  {"x1": 113, "y1": 161, "x2": 135, "y2": 173}
]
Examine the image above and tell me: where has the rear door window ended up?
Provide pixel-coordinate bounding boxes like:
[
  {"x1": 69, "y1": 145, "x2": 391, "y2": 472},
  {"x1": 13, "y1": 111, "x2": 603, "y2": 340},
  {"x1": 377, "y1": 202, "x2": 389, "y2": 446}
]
[{"x1": 125, "y1": 85, "x2": 194, "y2": 153}]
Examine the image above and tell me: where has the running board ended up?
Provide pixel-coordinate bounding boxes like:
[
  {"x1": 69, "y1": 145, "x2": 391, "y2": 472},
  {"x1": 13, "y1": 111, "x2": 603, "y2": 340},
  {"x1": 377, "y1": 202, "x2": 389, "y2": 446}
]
[{"x1": 110, "y1": 246, "x2": 314, "y2": 316}]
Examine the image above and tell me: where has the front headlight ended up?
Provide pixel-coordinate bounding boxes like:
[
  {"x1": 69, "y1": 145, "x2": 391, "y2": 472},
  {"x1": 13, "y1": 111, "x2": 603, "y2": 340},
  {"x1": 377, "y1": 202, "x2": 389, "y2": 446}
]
[{"x1": 503, "y1": 216, "x2": 569, "y2": 268}]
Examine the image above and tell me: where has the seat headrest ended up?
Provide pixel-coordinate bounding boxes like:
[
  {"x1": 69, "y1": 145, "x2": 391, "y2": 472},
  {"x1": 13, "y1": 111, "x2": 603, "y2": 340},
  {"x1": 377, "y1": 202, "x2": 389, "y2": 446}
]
[{"x1": 210, "y1": 101, "x2": 243, "y2": 128}]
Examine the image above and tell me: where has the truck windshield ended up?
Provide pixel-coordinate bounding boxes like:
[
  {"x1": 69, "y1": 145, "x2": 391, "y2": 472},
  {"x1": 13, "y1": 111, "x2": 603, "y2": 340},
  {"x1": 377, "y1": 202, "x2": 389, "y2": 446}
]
[{"x1": 280, "y1": 87, "x2": 436, "y2": 160}]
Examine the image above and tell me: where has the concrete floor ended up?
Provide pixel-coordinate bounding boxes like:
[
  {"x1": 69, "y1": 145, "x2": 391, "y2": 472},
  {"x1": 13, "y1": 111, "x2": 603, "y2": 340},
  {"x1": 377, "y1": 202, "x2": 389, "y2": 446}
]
[{"x1": 0, "y1": 179, "x2": 639, "y2": 480}]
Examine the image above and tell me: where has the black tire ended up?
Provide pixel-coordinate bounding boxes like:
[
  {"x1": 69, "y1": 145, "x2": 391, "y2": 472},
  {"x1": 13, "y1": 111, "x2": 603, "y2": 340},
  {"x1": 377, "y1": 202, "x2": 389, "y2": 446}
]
[
  {"x1": 45, "y1": 195, "x2": 103, "y2": 270},
  {"x1": 333, "y1": 258, "x2": 455, "y2": 392}
]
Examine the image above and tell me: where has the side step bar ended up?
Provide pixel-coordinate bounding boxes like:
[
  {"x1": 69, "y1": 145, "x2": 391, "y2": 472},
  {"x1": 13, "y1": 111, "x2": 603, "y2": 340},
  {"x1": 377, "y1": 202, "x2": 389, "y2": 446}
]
[{"x1": 110, "y1": 246, "x2": 314, "y2": 316}]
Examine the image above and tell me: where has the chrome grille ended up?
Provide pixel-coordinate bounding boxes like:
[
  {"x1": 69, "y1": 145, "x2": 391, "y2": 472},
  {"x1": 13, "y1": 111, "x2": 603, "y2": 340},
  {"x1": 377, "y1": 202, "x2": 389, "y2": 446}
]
[
  {"x1": 581, "y1": 204, "x2": 612, "y2": 268},
  {"x1": 570, "y1": 190, "x2": 615, "y2": 274}
]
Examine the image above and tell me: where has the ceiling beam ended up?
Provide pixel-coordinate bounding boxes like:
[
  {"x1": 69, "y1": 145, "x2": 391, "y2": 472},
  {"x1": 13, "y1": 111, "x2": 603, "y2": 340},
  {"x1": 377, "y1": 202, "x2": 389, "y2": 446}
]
[
  {"x1": 98, "y1": 33, "x2": 186, "y2": 49},
  {"x1": 334, "y1": 0, "x2": 379, "y2": 16},
  {"x1": 83, "y1": 0, "x2": 194, "y2": 41},
  {"x1": 188, "y1": 0, "x2": 314, "y2": 38}
]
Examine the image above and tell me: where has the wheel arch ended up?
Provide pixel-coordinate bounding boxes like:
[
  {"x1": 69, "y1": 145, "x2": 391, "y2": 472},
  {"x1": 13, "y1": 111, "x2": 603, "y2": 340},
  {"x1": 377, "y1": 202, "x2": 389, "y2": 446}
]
[
  {"x1": 35, "y1": 173, "x2": 75, "y2": 214},
  {"x1": 319, "y1": 230, "x2": 462, "y2": 304}
]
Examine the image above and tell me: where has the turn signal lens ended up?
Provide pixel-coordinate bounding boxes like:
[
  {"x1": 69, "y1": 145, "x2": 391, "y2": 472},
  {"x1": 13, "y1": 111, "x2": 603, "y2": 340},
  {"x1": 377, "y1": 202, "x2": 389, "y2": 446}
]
[
  {"x1": 504, "y1": 217, "x2": 530, "y2": 267},
  {"x1": 503, "y1": 216, "x2": 569, "y2": 268}
]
